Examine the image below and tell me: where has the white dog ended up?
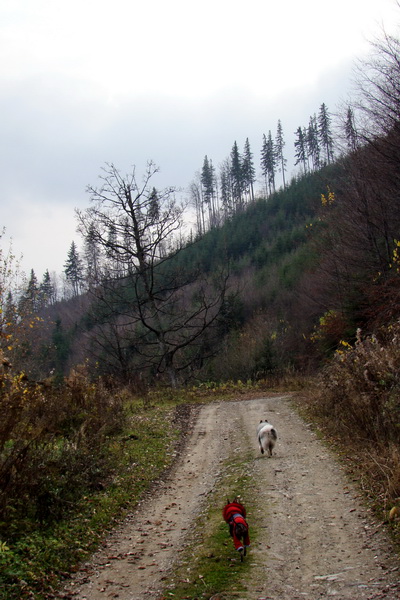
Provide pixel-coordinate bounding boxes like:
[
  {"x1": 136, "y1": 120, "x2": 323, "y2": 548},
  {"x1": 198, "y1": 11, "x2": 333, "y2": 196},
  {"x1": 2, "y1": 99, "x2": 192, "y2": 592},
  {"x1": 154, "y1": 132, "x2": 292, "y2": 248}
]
[{"x1": 257, "y1": 419, "x2": 277, "y2": 456}]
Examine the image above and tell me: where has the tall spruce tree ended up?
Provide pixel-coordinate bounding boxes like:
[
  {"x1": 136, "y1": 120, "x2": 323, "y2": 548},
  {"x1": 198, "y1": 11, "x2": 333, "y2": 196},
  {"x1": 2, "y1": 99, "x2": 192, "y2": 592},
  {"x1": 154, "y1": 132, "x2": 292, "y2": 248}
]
[
  {"x1": 64, "y1": 241, "x2": 84, "y2": 297},
  {"x1": 230, "y1": 141, "x2": 243, "y2": 211},
  {"x1": 307, "y1": 114, "x2": 320, "y2": 171},
  {"x1": 84, "y1": 223, "x2": 102, "y2": 287},
  {"x1": 189, "y1": 177, "x2": 204, "y2": 236},
  {"x1": 201, "y1": 155, "x2": 216, "y2": 229},
  {"x1": 344, "y1": 106, "x2": 358, "y2": 152},
  {"x1": 18, "y1": 269, "x2": 40, "y2": 315},
  {"x1": 242, "y1": 138, "x2": 255, "y2": 202},
  {"x1": 39, "y1": 269, "x2": 55, "y2": 307},
  {"x1": 261, "y1": 132, "x2": 277, "y2": 196},
  {"x1": 318, "y1": 103, "x2": 334, "y2": 164},
  {"x1": 105, "y1": 223, "x2": 123, "y2": 276},
  {"x1": 275, "y1": 120, "x2": 287, "y2": 188},
  {"x1": 260, "y1": 133, "x2": 269, "y2": 195},
  {"x1": 266, "y1": 131, "x2": 276, "y2": 194},
  {"x1": 219, "y1": 158, "x2": 233, "y2": 219},
  {"x1": 209, "y1": 159, "x2": 218, "y2": 226},
  {"x1": 294, "y1": 126, "x2": 308, "y2": 173},
  {"x1": 148, "y1": 187, "x2": 160, "y2": 222}
]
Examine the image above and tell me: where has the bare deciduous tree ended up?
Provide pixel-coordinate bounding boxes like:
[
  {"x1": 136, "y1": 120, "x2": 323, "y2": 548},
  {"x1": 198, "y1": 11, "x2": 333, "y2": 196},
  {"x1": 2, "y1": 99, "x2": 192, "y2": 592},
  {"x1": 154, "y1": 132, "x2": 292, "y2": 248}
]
[{"x1": 77, "y1": 162, "x2": 229, "y2": 386}]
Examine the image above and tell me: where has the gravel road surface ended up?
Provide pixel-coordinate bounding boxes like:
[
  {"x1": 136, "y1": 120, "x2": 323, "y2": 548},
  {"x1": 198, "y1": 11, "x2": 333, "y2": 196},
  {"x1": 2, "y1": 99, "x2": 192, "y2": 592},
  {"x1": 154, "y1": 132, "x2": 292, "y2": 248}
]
[{"x1": 61, "y1": 395, "x2": 400, "y2": 600}]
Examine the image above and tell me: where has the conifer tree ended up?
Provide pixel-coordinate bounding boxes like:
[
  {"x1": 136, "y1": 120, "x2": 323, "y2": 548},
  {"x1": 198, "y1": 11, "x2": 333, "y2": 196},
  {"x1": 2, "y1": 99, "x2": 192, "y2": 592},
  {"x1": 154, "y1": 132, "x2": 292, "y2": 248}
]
[
  {"x1": 201, "y1": 156, "x2": 217, "y2": 228},
  {"x1": 344, "y1": 106, "x2": 358, "y2": 152},
  {"x1": 275, "y1": 120, "x2": 287, "y2": 188},
  {"x1": 209, "y1": 159, "x2": 219, "y2": 226},
  {"x1": 64, "y1": 241, "x2": 84, "y2": 297},
  {"x1": 260, "y1": 133, "x2": 269, "y2": 195},
  {"x1": 266, "y1": 131, "x2": 276, "y2": 194},
  {"x1": 148, "y1": 187, "x2": 160, "y2": 222},
  {"x1": 219, "y1": 158, "x2": 234, "y2": 219},
  {"x1": 307, "y1": 114, "x2": 320, "y2": 171},
  {"x1": 104, "y1": 223, "x2": 125, "y2": 276},
  {"x1": 39, "y1": 269, "x2": 55, "y2": 307},
  {"x1": 189, "y1": 177, "x2": 204, "y2": 236},
  {"x1": 261, "y1": 132, "x2": 277, "y2": 196},
  {"x1": 84, "y1": 223, "x2": 102, "y2": 286},
  {"x1": 294, "y1": 126, "x2": 308, "y2": 173},
  {"x1": 18, "y1": 269, "x2": 40, "y2": 314},
  {"x1": 318, "y1": 103, "x2": 334, "y2": 164},
  {"x1": 230, "y1": 141, "x2": 243, "y2": 211},
  {"x1": 242, "y1": 138, "x2": 255, "y2": 202}
]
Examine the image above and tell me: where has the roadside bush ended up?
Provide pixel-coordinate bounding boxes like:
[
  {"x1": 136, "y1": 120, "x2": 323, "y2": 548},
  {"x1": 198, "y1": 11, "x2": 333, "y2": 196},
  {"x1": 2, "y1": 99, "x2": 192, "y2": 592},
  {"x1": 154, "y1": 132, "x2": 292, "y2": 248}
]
[
  {"x1": 0, "y1": 354, "x2": 126, "y2": 530},
  {"x1": 315, "y1": 324, "x2": 400, "y2": 443},
  {"x1": 309, "y1": 321, "x2": 400, "y2": 503},
  {"x1": 0, "y1": 354, "x2": 183, "y2": 599}
]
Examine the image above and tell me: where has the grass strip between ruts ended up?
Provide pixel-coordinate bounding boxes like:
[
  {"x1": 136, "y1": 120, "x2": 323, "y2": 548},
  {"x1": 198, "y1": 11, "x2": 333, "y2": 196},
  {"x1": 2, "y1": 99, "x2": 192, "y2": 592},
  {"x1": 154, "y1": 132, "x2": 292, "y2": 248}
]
[{"x1": 159, "y1": 421, "x2": 259, "y2": 600}]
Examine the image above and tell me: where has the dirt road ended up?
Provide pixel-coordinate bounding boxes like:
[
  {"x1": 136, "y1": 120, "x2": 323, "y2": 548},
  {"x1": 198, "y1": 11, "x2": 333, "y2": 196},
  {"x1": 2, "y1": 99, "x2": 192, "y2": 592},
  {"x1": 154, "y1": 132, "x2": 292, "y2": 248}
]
[{"x1": 61, "y1": 395, "x2": 400, "y2": 600}]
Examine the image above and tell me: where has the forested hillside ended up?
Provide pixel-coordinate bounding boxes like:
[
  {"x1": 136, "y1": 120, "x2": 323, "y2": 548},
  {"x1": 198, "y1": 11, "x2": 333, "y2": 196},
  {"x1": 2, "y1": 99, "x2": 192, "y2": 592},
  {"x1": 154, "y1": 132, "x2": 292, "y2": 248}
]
[
  {"x1": 3, "y1": 163, "x2": 344, "y2": 384},
  {"x1": 4, "y1": 133, "x2": 398, "y2": 387},
  {"x1": 3, "y1": 22, "x2": 400, "y2": 387}
]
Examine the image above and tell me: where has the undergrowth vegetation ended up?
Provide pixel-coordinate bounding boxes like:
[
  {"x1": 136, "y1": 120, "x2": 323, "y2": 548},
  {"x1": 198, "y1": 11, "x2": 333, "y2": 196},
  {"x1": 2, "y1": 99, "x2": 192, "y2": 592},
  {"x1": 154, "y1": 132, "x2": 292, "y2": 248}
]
[
  {"x1": 0, "y1": 353, "x2": 184, "y2": 600},
  {"x1": 300, "y1": 320, "x2": 400, "y2": 522},
  {"x1": 2, "y1": 324, "x2": 400, "y2": 598},
  {"x1": 0, "y1": 355, "x2": 275, "y2": 600}
]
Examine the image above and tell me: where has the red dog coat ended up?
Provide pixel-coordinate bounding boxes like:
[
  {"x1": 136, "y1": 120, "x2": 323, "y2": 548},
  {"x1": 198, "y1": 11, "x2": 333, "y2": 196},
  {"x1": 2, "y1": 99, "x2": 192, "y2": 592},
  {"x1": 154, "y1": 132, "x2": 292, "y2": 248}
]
[{"x1": 222, "y1": 501, "x2": 250, "y2": 551}]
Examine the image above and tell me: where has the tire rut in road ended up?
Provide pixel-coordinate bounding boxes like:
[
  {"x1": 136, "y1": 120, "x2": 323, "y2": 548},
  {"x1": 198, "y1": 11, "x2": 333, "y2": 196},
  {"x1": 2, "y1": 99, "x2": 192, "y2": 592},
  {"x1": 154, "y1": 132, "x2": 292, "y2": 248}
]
[
  {"x1": 239, "y1": 396, "x2": 400, "y2": 600},
  {"x1": 61, "y1": 402, "x2": 232, "y2": 600}
]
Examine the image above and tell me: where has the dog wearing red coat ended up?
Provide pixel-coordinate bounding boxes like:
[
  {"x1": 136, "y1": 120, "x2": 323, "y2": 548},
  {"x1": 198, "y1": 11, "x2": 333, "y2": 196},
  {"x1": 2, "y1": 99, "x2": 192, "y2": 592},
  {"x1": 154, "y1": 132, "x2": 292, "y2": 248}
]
[{"x1": 222, "y1": 497, "x2": 250, "y2": 561}]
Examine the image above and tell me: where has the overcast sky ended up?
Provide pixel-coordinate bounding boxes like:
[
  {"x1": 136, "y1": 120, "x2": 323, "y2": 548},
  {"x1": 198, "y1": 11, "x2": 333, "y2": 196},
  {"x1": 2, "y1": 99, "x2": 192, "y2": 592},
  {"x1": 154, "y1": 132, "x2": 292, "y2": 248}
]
[{"x1": 0, "y1": 0, "x2": 398, "y2": 279}]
